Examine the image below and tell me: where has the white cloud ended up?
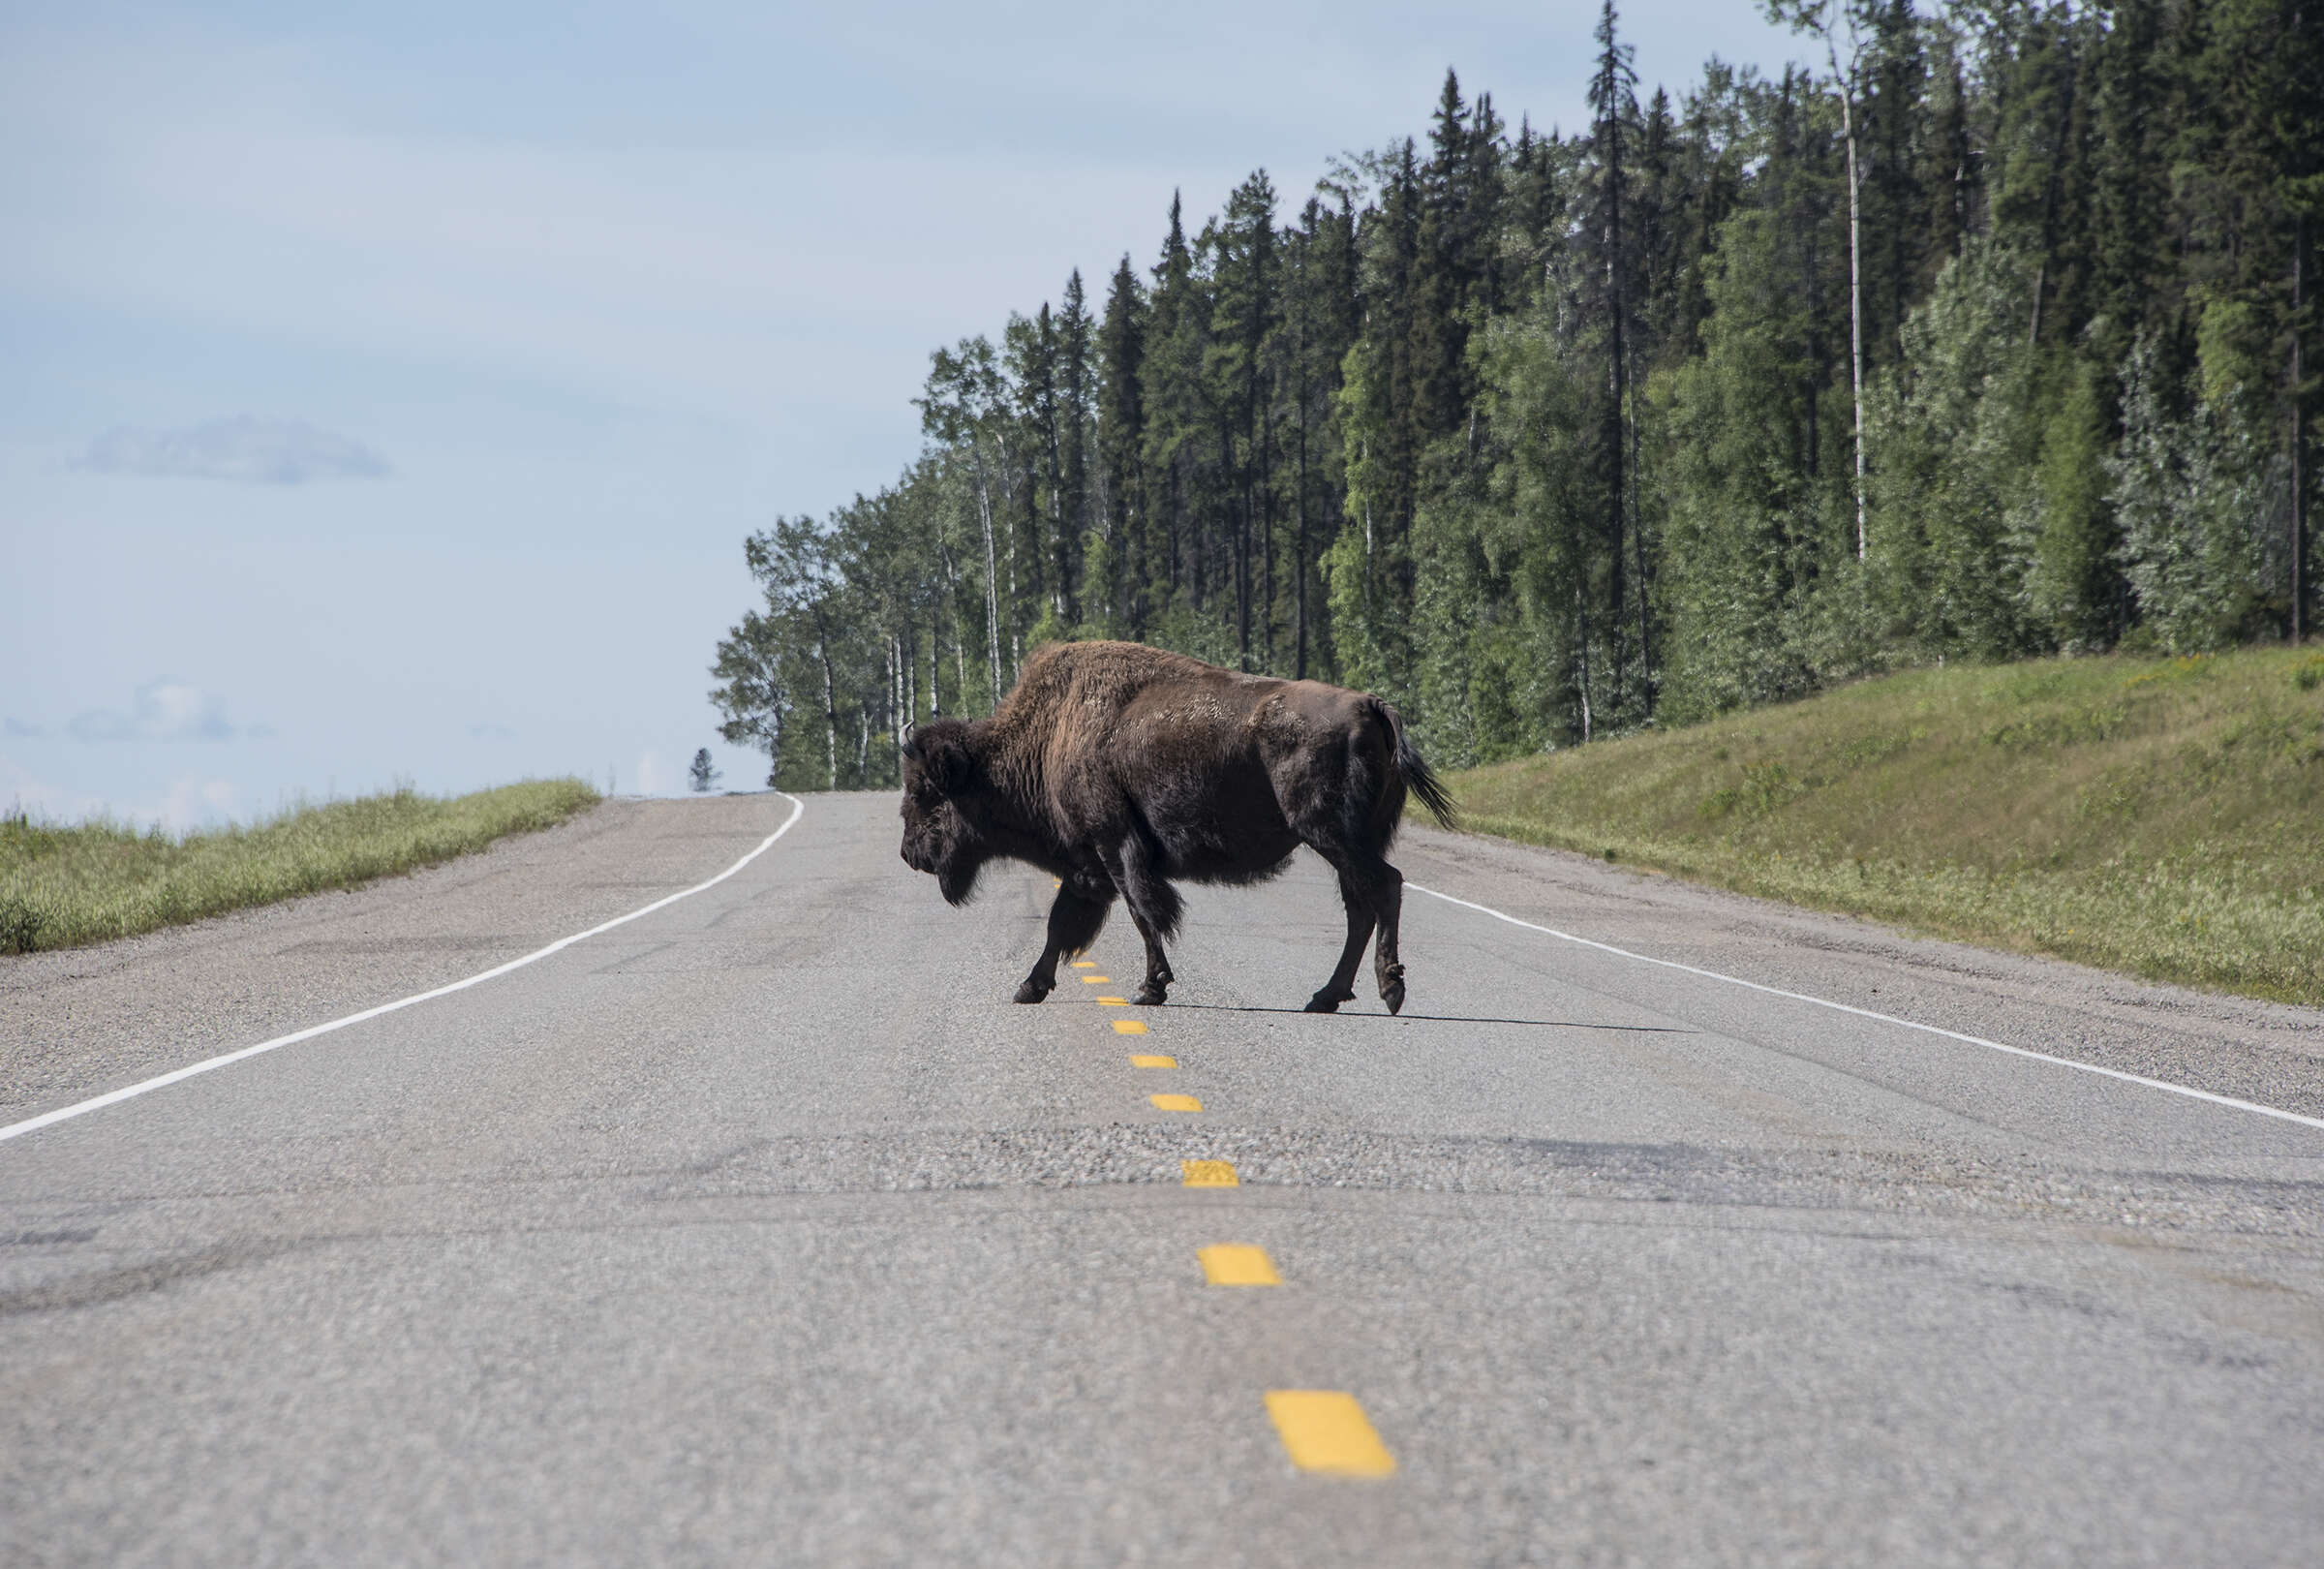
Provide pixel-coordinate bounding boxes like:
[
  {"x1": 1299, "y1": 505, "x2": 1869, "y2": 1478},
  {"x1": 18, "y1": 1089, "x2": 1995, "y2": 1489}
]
[
  {"x1": 1, "y1": 757, "x2": 107, "y2": 823},
  {"x1": 633, "y1": 749, "x2": 676, "y2": 796},
  {"x1": 3, "y1": 756, "x2": 240, "y2": 832},
  {"x1": 66, "y1": 678, "x2": 238, "y2": 742},
  {"x1": 78, "y1": 415, "x2": 390, "y2": 484},
  {"x1": 160, "y1": 777, "x2": 238, "y2": 832}
]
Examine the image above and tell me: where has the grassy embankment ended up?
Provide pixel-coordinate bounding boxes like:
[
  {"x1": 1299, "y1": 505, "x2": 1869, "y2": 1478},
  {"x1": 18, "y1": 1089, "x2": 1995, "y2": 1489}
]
[
  {"x1": 1444, "y1": 647, "x2": 2324, "y2": 1007},
  {"x1": 0, "y1": 779, "x2": 600, "y2": 955}
]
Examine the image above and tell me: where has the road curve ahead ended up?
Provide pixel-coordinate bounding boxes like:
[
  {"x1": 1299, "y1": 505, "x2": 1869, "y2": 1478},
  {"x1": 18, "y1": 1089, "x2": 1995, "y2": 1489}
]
[{"x1": 4, "y1": 791, "x2": 2321, "y2": 1566}]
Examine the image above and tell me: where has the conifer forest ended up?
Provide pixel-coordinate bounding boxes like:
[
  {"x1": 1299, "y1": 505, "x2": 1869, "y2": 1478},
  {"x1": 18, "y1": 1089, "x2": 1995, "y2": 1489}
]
[{"x1": 712, "y1": 0, "x2": 2321, "y2": 791}]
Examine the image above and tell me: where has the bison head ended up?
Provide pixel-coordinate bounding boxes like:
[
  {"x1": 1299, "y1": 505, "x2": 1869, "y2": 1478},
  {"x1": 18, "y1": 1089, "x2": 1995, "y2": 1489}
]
[{"x1": 899, "y1": 719, "x2": 990, "y2": 906}]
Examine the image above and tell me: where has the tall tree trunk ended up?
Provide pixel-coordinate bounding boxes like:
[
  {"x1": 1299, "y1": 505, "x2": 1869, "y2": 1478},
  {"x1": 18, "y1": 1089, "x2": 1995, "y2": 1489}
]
[
  {"x1": 1601, "y1": 29, "x2": 1632, "y2": 709},
  {"x1": 1629, "y1": 350, "x2": 1653, "y2": 705},
  {"x1": 937, "y1": 545, "x2": 964, "y2": 709},
  {"x1": 2296, "y1": 212, "x2": 2309, "y2": 645},
  {"x1": 999, "y1": 455, "x2": 1022, "y2": 682},
  {"x1": 890, "y1": 635, "x2": 904, "y2": 767},
  {"x1": 816, "y1": 634, "x2": 839, "y2": 791},
  {"x1": 1574, "y1": 577, "x2": 1594, "y2": 745},
  {"x1": 1260, "y1": 387, "x2": 1276, "y2": 670},
  {"x1": 1838, "y1": 63, "x2": 1867, "y2": 559},
  {"x1": 969, "y1": 449, "x2": 1002, "y2": 709},
  {"x1": 1296, "y1": 397, "x2": 1310, "y2": 679},
  {"x1": 1606, "y1": 225, "x2": 1630, "y2": 708}
]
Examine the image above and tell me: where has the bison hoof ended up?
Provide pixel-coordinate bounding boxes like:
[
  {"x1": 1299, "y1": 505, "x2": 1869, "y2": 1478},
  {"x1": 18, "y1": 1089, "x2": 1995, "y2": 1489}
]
[
  {"x1": 1303, "y1": 989, "x2": 1348, "y2": 1013},
  {"x1": 1134, "y1": 984, "x2": 1169, "y2": 1005},
  {"x1": 1014, "y1": 979, "x2": 1053, "y2": 1004}
]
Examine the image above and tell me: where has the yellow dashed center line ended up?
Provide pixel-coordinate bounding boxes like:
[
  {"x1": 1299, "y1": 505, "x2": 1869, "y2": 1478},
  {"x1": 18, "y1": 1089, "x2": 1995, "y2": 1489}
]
[
  {"x1": 1113, "y1": 1019, "x2": 1149, "y2": 1035},
  {"x1": 1081, "y1": 975, "x2": 1112, "y2": 984},
  {"x1": 1129, "y1": 1054, "x2": 1176, "y2": 1068},
  {"x1": 1095, "y1": 997, "x2": 1129, "y2": 1005},
  {"x1": 1264, "y1": 1392, "x2": 1396, "y2": 1477},
  {"x1": 1149, "y1": 1093, "x2": 1202, "y2": 1113},
  {"x1": 1181, "y1": 1160, "x2": 1238, "y2": 1187},
  {"x1": 1071, "y1": 960, "x2": 1095, "y2": 969},
  {"x1": 1198, "y1": 1244, "x2": 1279, "y2": 1286}
]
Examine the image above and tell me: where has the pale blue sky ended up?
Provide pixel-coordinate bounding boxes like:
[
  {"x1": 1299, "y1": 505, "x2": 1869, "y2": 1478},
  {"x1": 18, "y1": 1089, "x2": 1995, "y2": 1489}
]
[{"x1": 3, "y1": 1, "x2": 1807, "y2": 827}]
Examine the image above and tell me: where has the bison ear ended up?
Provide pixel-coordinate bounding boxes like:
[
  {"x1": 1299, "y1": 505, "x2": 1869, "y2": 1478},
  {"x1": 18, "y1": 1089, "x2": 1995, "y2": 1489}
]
[{"x1": 911, "y1": 720, "x2": 975, "y2": 797}]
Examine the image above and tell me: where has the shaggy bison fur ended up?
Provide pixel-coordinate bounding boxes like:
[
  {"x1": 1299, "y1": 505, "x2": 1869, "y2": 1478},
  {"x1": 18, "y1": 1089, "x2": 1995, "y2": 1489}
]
[{"x1": 897, "y1": 640, "x2": 1457, "y2": 1013}]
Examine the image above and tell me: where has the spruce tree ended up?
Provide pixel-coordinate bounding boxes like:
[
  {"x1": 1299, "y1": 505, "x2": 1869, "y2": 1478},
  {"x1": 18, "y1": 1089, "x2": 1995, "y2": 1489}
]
[{"x1": 1098, "y1": 256, "x2": 1149, "y2": 635}]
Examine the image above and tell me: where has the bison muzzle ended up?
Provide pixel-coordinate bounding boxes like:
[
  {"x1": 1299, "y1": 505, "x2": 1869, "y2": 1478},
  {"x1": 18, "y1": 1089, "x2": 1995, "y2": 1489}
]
[{"x1": 897, "y1": 640, "x2": 1457, "y2": 1014}]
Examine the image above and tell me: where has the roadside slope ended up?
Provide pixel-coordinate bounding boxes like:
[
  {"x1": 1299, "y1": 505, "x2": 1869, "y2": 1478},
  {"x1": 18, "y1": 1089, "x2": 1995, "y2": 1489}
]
[
  {"x1": 2, "y1": 780, "x2": 599, "y2": 954},
  {"x1": 1445, "y1": 647, "x2": 2324, "y2": 1005}
]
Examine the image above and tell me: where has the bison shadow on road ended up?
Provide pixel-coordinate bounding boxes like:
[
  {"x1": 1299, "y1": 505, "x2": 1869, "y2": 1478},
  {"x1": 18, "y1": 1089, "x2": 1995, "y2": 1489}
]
[{"x1": 1152, "y1": 1002, "x2": 1696, "y2": 1031}]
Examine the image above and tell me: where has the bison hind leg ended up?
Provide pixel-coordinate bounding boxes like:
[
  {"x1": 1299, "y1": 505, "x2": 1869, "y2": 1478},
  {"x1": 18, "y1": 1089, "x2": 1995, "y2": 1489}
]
[
  {"x1": 1099, "y1": 836, "x2": 1179, "y2": 1005},
  {"x1": 1302, "y1": 866, "x2": 1377, "y2": 1014}
]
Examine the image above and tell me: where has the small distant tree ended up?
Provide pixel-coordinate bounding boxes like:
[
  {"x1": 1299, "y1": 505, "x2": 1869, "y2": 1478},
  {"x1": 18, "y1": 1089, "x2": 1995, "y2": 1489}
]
[{"x1": 688, "y1": 748, "x2": 721, "y2": 793}]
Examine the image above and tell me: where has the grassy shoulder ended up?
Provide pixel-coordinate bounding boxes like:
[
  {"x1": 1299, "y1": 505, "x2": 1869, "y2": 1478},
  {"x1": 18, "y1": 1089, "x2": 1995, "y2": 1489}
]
[
  {"x1": 0, "y1": 779, "x2": 601, "y2": 955},
  {"x1": 1442, "y1": 647, "x2": 2324, "y2": 1008}
]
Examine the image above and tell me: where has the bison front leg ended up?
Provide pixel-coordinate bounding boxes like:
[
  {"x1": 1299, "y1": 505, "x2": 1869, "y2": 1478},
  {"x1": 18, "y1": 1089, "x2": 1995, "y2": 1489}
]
[
  {"x1": 1016, "y1": 882, "x2": 1111, "y2": 1004},
  {"x1": 1305, "y1": 868, "x2": 1377, "y2": 1013},
  {"x1": 1123, "y1": 905, "x2": 1176, "y2": 1005}
]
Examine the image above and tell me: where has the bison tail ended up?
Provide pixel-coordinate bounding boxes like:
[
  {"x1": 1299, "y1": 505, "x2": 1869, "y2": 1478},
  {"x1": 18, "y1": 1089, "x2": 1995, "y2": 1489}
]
[{"x1": 1377, "y1": 702, "x2": 1459, "y2": 831}]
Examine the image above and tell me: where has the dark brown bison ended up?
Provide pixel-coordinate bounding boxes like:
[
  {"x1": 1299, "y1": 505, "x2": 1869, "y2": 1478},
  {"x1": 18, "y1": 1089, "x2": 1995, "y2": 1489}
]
[{"x1": 898, "y1": 640, "x2": 1456, "y2": 1013}]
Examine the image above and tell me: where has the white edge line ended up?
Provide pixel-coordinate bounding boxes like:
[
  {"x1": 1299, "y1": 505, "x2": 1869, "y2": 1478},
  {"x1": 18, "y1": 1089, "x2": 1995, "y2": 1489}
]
[
  {"x1": 1407, "y1": 882, "x2": 2324, "y2": 1135},
  {"x1": 0, "y1": 793, "x2": 808, "y2": 1145}
]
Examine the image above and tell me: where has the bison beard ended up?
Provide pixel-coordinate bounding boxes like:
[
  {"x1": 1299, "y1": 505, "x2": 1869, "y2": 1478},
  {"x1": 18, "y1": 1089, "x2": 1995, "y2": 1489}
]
[{"x1": 897, "y1": 640, "x2": 1457, "y2": 1014}]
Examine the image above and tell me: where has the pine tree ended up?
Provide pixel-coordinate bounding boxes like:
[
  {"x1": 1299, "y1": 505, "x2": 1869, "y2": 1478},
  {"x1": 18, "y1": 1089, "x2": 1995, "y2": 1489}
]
[
  {"x1": 1586, "y1": 0, "x2": 1647, "y2": 713},
  {"x1": 713, "y1": 15, "x2": 2324, "y2": 784},
  {"x1": 1058, "y1": 269, "x2": 1098, "y2": 631},
  {"x1": 1098, "y1": 256, "x2": 1149, "y2": 635}
]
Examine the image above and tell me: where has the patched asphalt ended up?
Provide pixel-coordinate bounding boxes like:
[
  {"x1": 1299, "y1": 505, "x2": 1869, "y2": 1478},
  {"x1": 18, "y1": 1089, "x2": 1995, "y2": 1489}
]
[{"x1": 4, "y1": 791, "x2": 2319, "y2": 1566}]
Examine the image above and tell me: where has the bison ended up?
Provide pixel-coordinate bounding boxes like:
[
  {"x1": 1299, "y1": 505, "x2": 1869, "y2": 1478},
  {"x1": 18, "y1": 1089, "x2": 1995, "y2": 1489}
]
[{"x1": 898, "y1": 640, "x2": 1457, "y2": 1014}]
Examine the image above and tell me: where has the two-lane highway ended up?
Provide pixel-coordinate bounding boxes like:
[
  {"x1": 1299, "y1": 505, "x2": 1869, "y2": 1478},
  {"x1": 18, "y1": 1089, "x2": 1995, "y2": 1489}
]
[{"x1": 4, "y1": 791, "x2": 2321, "y2": 1565}]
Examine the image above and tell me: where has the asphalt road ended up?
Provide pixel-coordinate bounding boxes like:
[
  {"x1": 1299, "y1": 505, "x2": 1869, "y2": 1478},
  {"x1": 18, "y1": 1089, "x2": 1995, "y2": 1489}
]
[{"x1": 4, "y1": 790, "x2": 2321, "y2": 1567}]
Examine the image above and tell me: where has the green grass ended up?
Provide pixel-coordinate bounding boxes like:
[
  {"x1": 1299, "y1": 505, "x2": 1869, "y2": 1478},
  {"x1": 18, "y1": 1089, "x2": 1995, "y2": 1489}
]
[
  {"x1": 0, "y1": 779, "x2": 600, "y2": 955},
  {"x1": 1442, "y1": 647, "x2": 2324, "y2": 1007}
]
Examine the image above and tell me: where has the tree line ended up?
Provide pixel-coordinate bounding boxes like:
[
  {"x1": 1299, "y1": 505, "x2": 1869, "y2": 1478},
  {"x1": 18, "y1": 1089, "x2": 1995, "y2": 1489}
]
[{"x1": 713, "y1": 0, "x2": 2319, "y2": 791}]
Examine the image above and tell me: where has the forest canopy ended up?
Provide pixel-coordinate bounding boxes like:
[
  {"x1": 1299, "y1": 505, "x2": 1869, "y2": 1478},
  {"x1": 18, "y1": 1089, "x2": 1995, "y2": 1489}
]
[{"x1": 713, "y1": 0, "x2": 2319, "y2": 792}]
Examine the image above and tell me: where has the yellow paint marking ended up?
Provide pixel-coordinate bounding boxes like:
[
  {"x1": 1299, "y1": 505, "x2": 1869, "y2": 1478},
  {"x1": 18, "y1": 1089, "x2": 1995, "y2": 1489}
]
[
  {"x1": 1199, "y1": 1245, "x2": 1279, "y2": 1286},
  {"x1": 1130, "y1": 1055, "x2": 1177, "y2": 1068},
  {"x1": 1081, "y1": 975, "x2": 1112, "y2": 984},
  {"x1": 1071, "y1": 960, "x2": 1096, "y2": 969},
  {"x1": 1181, "y1": 1160, "x2": 1238, "y2": 1187},
  {"x1": 1095, "y1": 997, "x2": 1129, "y2": 1005},
  {"x1": 1113, "y1": 1020, "x2": 1149, "y2": 1036},
  {"x1": 1264, "y1": 1392, "x2": 1396, "y2": 1477},
  {"x1": 1149, "y1": 1093, "x2": 1203, "y2": 1112}
]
